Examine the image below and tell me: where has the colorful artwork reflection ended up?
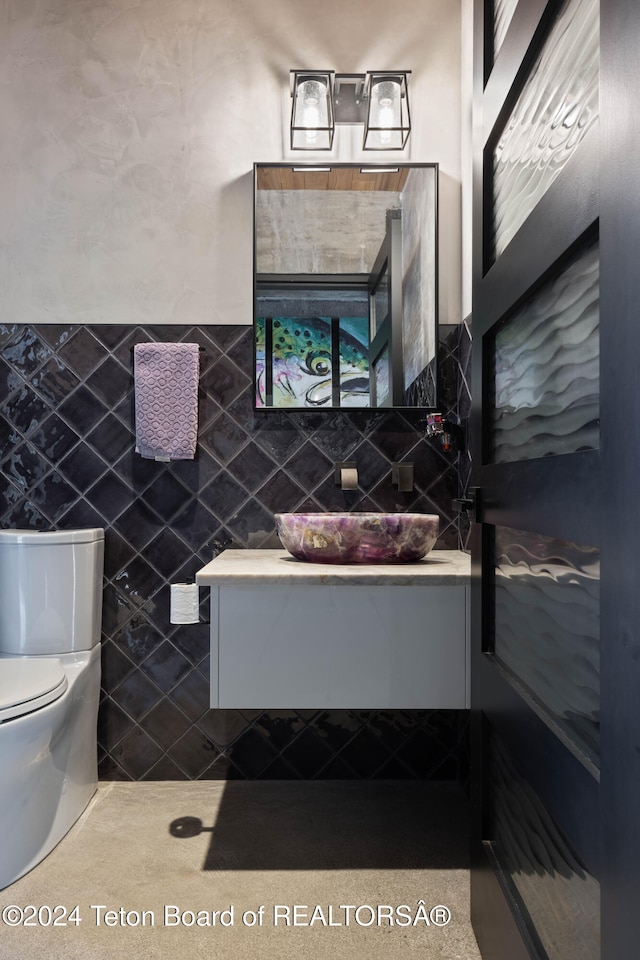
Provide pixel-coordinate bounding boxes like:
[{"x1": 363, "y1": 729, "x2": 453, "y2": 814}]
[
  {"x1": 373, "y1": 344, "x2": 391, "y2": 407},
  {"x1": 256, "y1": 316, "x2": 370, "y2": 408}
]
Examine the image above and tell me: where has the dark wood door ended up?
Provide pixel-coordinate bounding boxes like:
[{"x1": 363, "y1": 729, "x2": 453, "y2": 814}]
[{"x1": 468, "y1": 1, "x2": 615, "y2": 957}]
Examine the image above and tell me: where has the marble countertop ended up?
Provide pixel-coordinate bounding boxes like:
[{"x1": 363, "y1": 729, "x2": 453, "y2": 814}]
[{"x1": 196, "y1": 549, "x2": 470, "y2": 586}]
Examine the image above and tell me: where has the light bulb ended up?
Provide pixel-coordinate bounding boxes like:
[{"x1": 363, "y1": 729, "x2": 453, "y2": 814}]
[
  {"x1": 375, "y1": 81, "x2": 398, "y2": 118},
  {"x1": 378, "y1": 104, "x2": 394, "y2": 144},
  {"x1": 370, "y1": 79, "x2": 400, "y2": 146},
  {"x1": 297, "y1": 79, "x2": 327, "y2": 142}
]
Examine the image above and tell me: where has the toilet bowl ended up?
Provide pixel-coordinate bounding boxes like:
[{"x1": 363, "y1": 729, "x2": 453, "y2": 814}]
[{"x1": 0, "y1": 528, "x2": 104, "y2": 890}]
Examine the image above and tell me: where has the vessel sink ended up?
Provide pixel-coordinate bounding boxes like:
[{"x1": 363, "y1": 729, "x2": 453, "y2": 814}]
[{"x1": 274, "y1": 512, "x2": 439, "y2": 564}]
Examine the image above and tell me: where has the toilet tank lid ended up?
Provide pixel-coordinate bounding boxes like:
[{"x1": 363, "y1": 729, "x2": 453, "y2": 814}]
[{"x1": 0, "y1": 528, "x2": 104, "y2": 545}]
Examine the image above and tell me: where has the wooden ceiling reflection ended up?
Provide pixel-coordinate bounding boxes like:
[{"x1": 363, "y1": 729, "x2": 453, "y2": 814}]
[{"x1": 256, "y1": 166, "x2": 410, "y2": 192}]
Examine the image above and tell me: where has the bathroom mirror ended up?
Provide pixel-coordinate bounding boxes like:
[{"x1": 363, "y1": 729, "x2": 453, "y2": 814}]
[{"x1": 254, "y1": 162, "x2": 438, "y2": 409}]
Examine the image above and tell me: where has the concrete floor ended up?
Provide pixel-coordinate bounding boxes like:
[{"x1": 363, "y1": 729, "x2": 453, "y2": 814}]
[{"x1": 0, "y1": 781, "x2": 482, "y2": 960}]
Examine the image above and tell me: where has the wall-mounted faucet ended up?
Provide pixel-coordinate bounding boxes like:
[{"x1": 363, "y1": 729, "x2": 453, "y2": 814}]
[
  {"x1": 392, "y1": 462, "x2": 414, "y2": 492},
  {"x1": 335, "y1": 461, "x2": 358, "y2": 490}
]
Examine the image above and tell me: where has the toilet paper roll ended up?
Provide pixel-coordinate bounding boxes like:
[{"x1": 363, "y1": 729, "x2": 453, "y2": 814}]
[{"x1": 170, "y1": 583, "x2": 200, "y2": 624}]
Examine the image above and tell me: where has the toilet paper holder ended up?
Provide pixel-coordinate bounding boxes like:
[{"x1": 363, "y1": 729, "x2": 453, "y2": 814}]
[{"x1": 170, "y1": 580, "x2": 201, "y2": 625}]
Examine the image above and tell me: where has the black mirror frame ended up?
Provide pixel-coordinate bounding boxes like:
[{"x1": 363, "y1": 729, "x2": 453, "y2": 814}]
[{"x1": 253, "y1": 161, "x2": 439, "y2": 412}]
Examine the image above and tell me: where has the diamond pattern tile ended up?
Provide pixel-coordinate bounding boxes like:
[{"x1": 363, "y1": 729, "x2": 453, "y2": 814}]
[
  {"x1": 111, "y1": 725, "x2": 164, "y2": 780},
  {"x1": 111, "y1": 668, "x2": 164, "y2": 722},
  {"x1": 171, "y1": 500, "x2": 220, "y2": 551},
  {"x1": 101, "y1": 582, "x2": 139, "y2": 637},
  {"x1": 142, "y1": 755, "x2": 189, "y2": 780},
  {"x1": 283, "y1": 441, "x2": 333, "y2": 492},
  {"x1": 200, "y1": 469, "x2": 249, "y2": 519},
  {"x1": 0, "y1": 473, "x2": 23, "y2": 517},
  {"x1": 0, "y1": 357, "x2": 19, "y2": 399},
  {"x1": 139, "y1": 698, "x2": 192, "y2": 751},
  {"x1": 169, "y1": 669, "x2": 210, "y2": 723},
  {"x1": 57, "y1": 497, "x2": 105, "y2": 530},
  {"x1": 113, "y1": 555, "x2": 164, "y2": 607},
  {"x1": 58, "y1": 385, "x2": 108, "y2": 435},
  {"x1": 30, "y1": 356, "x2": 81, "y2": 406},
  {"x1": 1, "y1": 327, "x2": 51, "y2": 374},
  {"x1": 167, "y1": 726, "x2": 219, "y2": 779},
  {"x1": 86, "y1": 412, "x2": 133, "y2": 462},
  {"x1": 139, "y1": 639, "x2": 192, "y2": 694},
  {"x1": 113, "y1": 500, "x2": 164, "y2": 551},
  {"x1": 196, "y1": 708, "x2": 256, "y2": 748},
  {"x1": 143, "y1": 472, "x2": 192, "y2": 523},
  {"x1": 0, "y1": 417, "x2": 15, "y2": 458},
  {"x1": 200, "y1": 411, "x2": 248, "y2": 464},
  {"x1": 255, "y1": 470, "x2": 305, "y2": 514},
  {"x1": 2, "y1": 438, "x2": 48, "y2": 485},
  {"x1": 227, "y1": 727, "x2": 279, "y2": 779},
  {"x1": 89, "y1": 324, "x2": 131, "y2": 351},
  {"x1": 30, "y1": 473, "x2": 79, "y2": 522},
  {"x1": 304, "y1": 411, "x2": 363, "y2": 461},
  {"x1": 2, "y1": 498, "x2": 47, "y2": 528},
  {"x1": 29, "y1": 413, "x2": 80, "y2": 462},
  {"x1": 144, "y1": 527, "x2": 194, "y2": 580},
  {"x1": 85, "y1": 356, "x2": 132, "y2": 408},
  {"x1": 170, "y1": 622, "x2": 210, "y2": 666},
  {"x1": 36, "y1": 324, "x2": 77, "y2": 350},
  {"x1": 253, "y1": 413, "x2": 306, "y2": 462},
  {"x1": 227, "y1": 443, "x2": 276, "y2": 493},
  {"x1": 225, "y1": 498, "x2": 274, "y2": 547},
  {"x1": 110, "y1": 614, "x2": 165, "y2": 664},
  {"x1": 57, "y1": 328, "x2": 109, "y2": 379},
  {"x1": 101, "y1": 638, "x2": 137, "y2": 690},
  {"x1": 2, "y1": 386, "x2": 50, "y2": 436},
  {"x1": 200, "y1": 354, "x2": 250, "y2": 408},
  {"x1": 1, "y1": 321, "x2": 470, "y2": 783},
  {"x1": 280, "y1": 728, "x2": 335, "y2": 778},
  {"x1": 87, "y1": 471, "x2": 133, "y2": 523},
  {"x1": 97, "y1": 696, "x2": 135, "y2": 750}
]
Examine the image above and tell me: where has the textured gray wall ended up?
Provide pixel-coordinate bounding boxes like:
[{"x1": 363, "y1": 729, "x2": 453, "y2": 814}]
[{"x1": 0, "y1": 0, "x2": 463, "y2": 327}]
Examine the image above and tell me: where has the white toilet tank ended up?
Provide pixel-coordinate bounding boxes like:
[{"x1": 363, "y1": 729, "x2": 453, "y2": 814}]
[{"x1": 0, "y1": 528, "x2": 104, "y2": 656}]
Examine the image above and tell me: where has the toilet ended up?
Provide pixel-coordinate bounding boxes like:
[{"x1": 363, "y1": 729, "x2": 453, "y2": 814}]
[{"x1": 0, "y1": 527, "x2": 104, "y2": 890}]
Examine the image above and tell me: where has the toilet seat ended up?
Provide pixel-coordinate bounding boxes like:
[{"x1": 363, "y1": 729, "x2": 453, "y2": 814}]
[{"x1": 0, "y1": 658, "x2": 68, "y2": 722}]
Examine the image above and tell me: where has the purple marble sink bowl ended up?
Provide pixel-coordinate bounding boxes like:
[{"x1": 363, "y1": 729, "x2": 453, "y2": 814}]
[{"x1": 274, "y1": 512, "x2": 439, "y2": 564}]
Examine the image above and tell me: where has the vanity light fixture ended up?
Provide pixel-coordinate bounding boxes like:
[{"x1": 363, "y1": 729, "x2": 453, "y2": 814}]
[
  {"x1": 290, "y1": 72, "x2": 335, "y2": 150},
  {"x1": 363, "y1": 73, "x2": 411, "y2": 150},
  {"x1": 290, "y1": 70, "x2": 411, "y2": 151}
]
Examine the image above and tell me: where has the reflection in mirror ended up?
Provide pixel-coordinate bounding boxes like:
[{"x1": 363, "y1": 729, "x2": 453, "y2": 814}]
[
  {"x1": 254, "y1": 163, "x2": 438, "y2": 409},
  {"x1": 256, "y1": 315, "x2": 370, "y2": 408}
]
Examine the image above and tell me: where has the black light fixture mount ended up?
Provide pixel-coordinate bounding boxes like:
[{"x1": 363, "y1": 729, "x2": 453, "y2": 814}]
[{"x1": 290, "y1": 70, "x2": 411, "y2": 151}]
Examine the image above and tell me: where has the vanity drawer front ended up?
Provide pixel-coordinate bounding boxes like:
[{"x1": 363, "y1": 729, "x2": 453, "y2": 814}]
[{"x1": 210, "y1": 585, "x2": 468, "y2": 709}]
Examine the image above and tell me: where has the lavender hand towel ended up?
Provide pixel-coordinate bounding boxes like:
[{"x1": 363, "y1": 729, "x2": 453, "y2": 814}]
[{"x1": 134, "y1": 342, "x2": 199, "y2": 460}]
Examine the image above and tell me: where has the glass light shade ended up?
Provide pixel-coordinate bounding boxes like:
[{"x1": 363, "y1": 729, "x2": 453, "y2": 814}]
[
  {"x1": 364, "y1": 72, "x2": 411, "y2": 150},
  {"x1": 291, "y1": 72, "x2": 334, "y2": 150}
]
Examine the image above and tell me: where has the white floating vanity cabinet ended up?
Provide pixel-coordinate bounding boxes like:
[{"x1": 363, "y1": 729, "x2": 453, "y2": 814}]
[{"x1": 196, "y1": 549, "x2": 471, "y2": 710}]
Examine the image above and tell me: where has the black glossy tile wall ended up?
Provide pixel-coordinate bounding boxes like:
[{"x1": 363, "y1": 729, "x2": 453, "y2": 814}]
[{"x1": 0, "y1": 322, "x2": 468, "y2": 782}]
